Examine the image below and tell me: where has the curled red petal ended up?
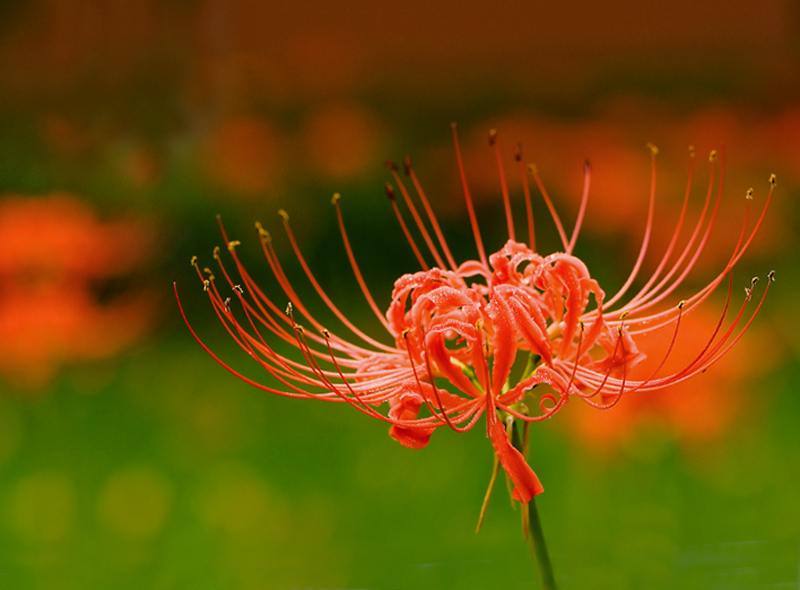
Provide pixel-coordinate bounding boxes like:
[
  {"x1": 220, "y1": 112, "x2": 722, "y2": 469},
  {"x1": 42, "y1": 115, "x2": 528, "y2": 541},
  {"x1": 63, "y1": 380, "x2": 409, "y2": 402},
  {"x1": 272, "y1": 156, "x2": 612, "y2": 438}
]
[{"x1": 487, "y1": 412, "x2": 544, "y2": 503}]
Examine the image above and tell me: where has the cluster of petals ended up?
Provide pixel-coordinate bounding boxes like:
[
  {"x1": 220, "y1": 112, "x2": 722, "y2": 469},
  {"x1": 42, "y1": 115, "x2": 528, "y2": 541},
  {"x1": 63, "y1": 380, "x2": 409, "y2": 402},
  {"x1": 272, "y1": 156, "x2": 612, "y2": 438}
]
[{"x1": 178, "y1": 126, "x2": 774, "y2": 504}]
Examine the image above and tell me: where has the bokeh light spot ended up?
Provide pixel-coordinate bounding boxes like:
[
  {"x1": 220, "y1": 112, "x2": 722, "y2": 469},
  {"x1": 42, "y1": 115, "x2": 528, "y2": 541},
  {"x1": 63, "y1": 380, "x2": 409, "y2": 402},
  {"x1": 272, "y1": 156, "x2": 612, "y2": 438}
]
[
  {"x1": 9, "y1": 472, "x2": 74, "y2": 543},
  {"x1": 197, "y1": 463, "x2": 284, "y2": 537},
  {"x1": 204, "y1": 116, "x2": 280, "y2": 195},
  {"x1": 302, "y1": 104, "x2": 382, "y2": 180},
  {"x1": 97, "y1": 466, "x2": 173, "y2": 539}
]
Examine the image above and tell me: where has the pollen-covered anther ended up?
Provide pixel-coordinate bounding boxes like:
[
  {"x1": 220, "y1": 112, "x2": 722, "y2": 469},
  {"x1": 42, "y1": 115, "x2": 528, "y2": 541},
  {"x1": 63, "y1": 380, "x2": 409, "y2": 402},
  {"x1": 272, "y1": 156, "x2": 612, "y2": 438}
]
[
  {"x1": 331, "y1": 193, "x2": 341, "y2": 205},
  {"x1": 203, "y1": 268, "x2": 215, "y2": 281},
  {"x1": 232, "y1": 285, "x2": 243, "y2": 295},
  {"x1": 202, "y1": 279, "x2": 210, "y2": 292},
  {"x1": 190, "y1": 255, "x2": 198, "y2": 267},
  {"x1": 227, "y1": 240, "x2": 241, "y2": 252},
  {"x1": 322, "y1": 328, "x2": 330, "y2": 339},
  {"x1": 678, "y1": 300, "x2": 687, "y2": 309},
  {"x1": 768, "y1": 270, "x2": 776, "y2": 282},
  {"x1": 769, "y1": 173, "x2": 777, "y2": 186},
  {"x1": 212, "y1": 246, "x2": 221, "y2": 259},
  {"x1": 284, "y1": 302, "x2": 293, "y2": 316},
  {"x1": 688, "y1": 145, "x2": 696, "y2": 157},
  {"x1": 294, "y1": 324, "x2": 305, "y2": 334},
  {"x1": 278, "y1": 209, "x2": 290, "y2": 224},
  {"x1": 646, "y1": 142, "x2": 659, "y2": 155},
  {"x1": 255, "y1": 221, "x2": 270, "y2": 241},
  {"x1": 709, "y1": 149, "x2": 718, "y2": 162},
  {"x1": 579, "y1": 320, "x2": 586, "y2": 332},
  {"x1": 223, "y1": 297, "x2": 231, "y2": 312},
  {"x1": 746, "y1": 187, "x2": 754, "y2": 200},
  {"x1": 489, "y1": 129, "x2": 498, "y2": 146},
  {"x1": 526, "y1": 163, "x2": 538, "y2": 176}
]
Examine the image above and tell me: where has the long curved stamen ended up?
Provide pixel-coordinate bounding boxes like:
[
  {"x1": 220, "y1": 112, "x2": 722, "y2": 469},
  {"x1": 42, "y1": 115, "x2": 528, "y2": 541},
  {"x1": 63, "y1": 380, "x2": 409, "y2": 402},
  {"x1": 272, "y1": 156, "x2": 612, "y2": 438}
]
[
  {"x1": 620, "y1": 146, "x2": 696, "y2": 311},
  {"x1": 332, "y1": 194, "x2": 394, "y2": 333},
  {"x1": 566, "y1": 160, "x2": 591, "y2": 255},
  {"x1": 490, "y1": 129, "x2": 515, "y2": 242},
  {"x1": 385, "y1": 161, "x2": 447, "y2": 269},
  {"x1": 385, "y1": 183, "x2": 428, "y2": 270},
  {"x1": 404, "y1": 156, "x2": 459, "y2": 271},
  {"x1": 452, "y1": 123, "x2": 487, "y2": 267},
  {"x1": 602, "y1": 144, "x2": 659, "y2": 309},
  {"x1": 515, "y1": 144, "x2": 536, "y2": 250},
  {"x1": 529, "y1": 164, "x2": 569, "y2": 251},
  {"x1": 278, "y1": 211, "x2": 397, "y2": 352}
]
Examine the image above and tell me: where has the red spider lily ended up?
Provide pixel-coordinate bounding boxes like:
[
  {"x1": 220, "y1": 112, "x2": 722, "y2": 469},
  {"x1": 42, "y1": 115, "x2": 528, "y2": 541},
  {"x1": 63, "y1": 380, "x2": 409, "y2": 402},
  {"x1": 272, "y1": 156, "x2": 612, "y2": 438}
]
[{"x1": 176, "y1": 125, "x2": 774, "y2": 508}]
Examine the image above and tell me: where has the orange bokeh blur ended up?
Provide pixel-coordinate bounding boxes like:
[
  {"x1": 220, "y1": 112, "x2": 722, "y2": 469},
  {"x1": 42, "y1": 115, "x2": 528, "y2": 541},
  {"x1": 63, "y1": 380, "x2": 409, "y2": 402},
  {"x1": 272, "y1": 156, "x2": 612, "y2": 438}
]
[
  {"x1": 0, "y1": 194, "x2": 158, "y2": 389},
  {"x1": 565, "y1": 302, "x2": 778, "y2": 453}
]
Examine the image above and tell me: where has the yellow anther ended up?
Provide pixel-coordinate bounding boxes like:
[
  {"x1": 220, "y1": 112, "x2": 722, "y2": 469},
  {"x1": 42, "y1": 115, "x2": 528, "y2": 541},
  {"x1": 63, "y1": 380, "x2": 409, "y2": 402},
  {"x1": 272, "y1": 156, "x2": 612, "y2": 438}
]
[
  {"x1": 646, "y1": 142, "x2": 659, "y2": 155},
  {"x1": 322, "y1": 328, "x2": 330, "y2": 338},
  {"x1": 213, "y1": 246, "x2": 220, "y2": 259},
  {"x1": 402, "y1": 328, "x2": 411, "y2": 338},
  {"x1": 769, "y1": 173, "x2": 777, "y2": 186},
  {"x1": 285, "y1": 302, "x2": 293, "y2": 316},
  {"x1": 688, "y1": 145, "x2": 696, "y2": 157},
  {"x1": 223, "y1": 297, "x2": 231, "y2": 312},
  {"x1": 709, "y1": 149, "x2": 718, "y2": 162},
  {"x1": 190, "y1": 255, "x2": 198, "y2": 267},
  {"x1": 232, "y1": 285, "x2": 243, "y2": 294},
  {"x1": 619, "y1": 311, "x2": 629, "y2": 321},
  {"x1": 331, "y1": 193, "x2": 341, "y2": 205},
  {"x1": 768, "y1": 270, "x2": 776, "y2": 282},
  {"x1": 295, "y1": 324, "x2": 305, "y2": 334},
  {"x1": 278, "y1": 209, "x2": 289, "y2": 224},
  {"x1": 745, "y1": 188, "x2": 754, "y2": 200},
  {"x1": 227, "y1": 240, "x2": 241, "y2": 251},
  {"x1": 203, "y1": 268, "x2": 215, "y2": 281},
  {"x1": 678, "y1": 300, "x2": 687, "y2": 309},
  {"x1": 526, "y1": 163, "x2": 538, "y2": 176},
  {"x1": 579, "y1": 320, "x2": 585, "y2": 332},
  {"x1": 202, "y1": 280, "x2": 210, "y2": 292}
]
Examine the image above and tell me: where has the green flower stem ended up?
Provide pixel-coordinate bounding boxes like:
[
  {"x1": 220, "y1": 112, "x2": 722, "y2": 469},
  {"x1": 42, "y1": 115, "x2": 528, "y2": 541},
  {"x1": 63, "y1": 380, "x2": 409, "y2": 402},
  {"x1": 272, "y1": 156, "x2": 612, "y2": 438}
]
[
  {"x1": 512, "y1": 422, "x2": 557, "y2": 589},
  {"x1": 526, "y1": 495, "x2": 557, "y2": 590}
]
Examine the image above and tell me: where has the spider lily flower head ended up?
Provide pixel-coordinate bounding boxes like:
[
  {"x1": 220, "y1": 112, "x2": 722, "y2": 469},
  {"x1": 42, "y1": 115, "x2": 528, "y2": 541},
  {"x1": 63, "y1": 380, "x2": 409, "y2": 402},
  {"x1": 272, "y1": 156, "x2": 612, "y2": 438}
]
[{"x1": 177, "y1": 125, "x2": 774, "y2": 508}]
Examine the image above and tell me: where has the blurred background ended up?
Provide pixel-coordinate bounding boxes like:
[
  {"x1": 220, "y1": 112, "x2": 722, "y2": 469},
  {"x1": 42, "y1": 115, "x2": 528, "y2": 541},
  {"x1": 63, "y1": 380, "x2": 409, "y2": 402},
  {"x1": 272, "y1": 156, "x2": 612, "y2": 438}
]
[{"x1": 0, "y1": 0, "x2": 798, "y2": 588}]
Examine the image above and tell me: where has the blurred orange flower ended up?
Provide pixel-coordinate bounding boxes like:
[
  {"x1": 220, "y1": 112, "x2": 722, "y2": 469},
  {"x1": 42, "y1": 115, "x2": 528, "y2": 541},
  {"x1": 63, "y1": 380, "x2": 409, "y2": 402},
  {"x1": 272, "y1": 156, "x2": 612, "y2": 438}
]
[
  {"x1": 566, "y1": 304, "x2": 776, "y2": 452},
  {"x1": 203, "y1": 116, "x2": 281, "y2": 195},
  {"x1": 0, "y1": 194, "x2": 158, "y2": 389}
]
